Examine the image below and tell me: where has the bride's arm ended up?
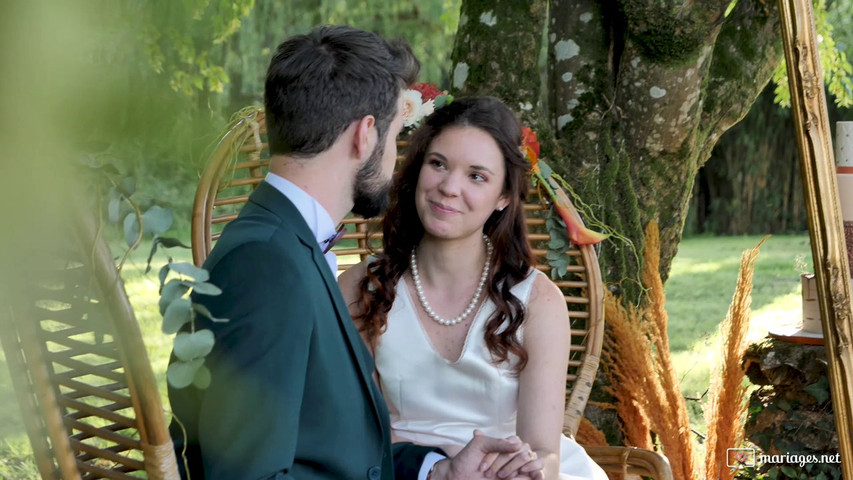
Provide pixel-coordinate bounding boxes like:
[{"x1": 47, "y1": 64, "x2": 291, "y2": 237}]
[{"x1": 515, "y1": 273, "x2": 571, "y2": 480}]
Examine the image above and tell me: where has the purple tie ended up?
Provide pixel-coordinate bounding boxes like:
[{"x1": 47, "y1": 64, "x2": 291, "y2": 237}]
[{"x1": 322, "y1": 225, "x2": 346, "y2": 254}]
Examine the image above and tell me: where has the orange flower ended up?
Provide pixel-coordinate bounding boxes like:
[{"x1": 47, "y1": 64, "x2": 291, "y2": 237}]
[
  {"x1": 521, "y1": 126, "x2": 540, "y2": 171},
  {"x1": 553, "y1": 185, "x2": 609, "y2": 245}
]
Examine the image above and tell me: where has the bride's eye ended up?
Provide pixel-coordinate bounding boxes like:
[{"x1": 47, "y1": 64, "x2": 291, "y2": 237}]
[{"x1": 428, "y1": 158, "x2": 446, "y2": 169}]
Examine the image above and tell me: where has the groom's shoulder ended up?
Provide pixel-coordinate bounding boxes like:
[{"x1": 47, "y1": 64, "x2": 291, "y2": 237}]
[{"x1": 203, "y1": 209, "x2": 302, "y2": 269}]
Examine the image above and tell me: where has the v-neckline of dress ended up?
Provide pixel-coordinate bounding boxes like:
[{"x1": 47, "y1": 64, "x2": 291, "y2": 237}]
[{"x1": 398, "y1": 278, "x2": 487, "y2": 365}]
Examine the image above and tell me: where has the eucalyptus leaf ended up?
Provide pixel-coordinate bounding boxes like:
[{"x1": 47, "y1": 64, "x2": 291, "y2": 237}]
[
  {"x1": 192, "y1": 365, "x2": 212, "y2": 389},
  {"x1": 145, "y1": 237, "x2": 160, "y2": 274},
  {"x1": 162, "y1": 297, "x2": 192, "y2": 334},
  {"x1": 191, "y1": 281, "x2": 223, "y2": 296},
  {"x1": 545, "y1": 216, "x2": 557, "y2": 231},
  {"x1": 123, "y1": 212, "x2": 140, "y2": 247},
  {"x1": 158, "y1": 237, "x2": 192, "y2": 249},
  {"x1": 434, "y1": 94, "x2": 448, "y2": 109},
  {"x1": 119, "y1": 177, "x2": 136, "y2": 197},
  {"x1": 142, "y1": 205, "x2": 173, "y2": 235},
  {"x1": 173, "y1": 330, "x2": 215, "y2": 361},
  {"x1": 548, "y1": 237, "x2": 566, "y2": 250},
  {"x1": 538, "y1": 160, "x2": 553, "y2": 180},
  {"x1": 557, "y1": 264, "x2": 568, "y2": 279},
  {"x1": 158, "y1": 264, "x2": 170, "y2": 288},
  {"x1": 192, "y1": 302, "x2": 229, "y2": 323},
  {"x1": 546, "y1": 250, "x2": 563, "y2": 261},
  {"x1": 169, "y1": 262, "x2": 210, "y2": 282},
  {"x1": 167, "y1": 358, "x2": 204, "y2": 389},
  {"x1": 159, "y1": 279, "x2": 190, "y2": 315},
  {"x1": 108, "y1": 194, "x2": 121, "y2": 224}
]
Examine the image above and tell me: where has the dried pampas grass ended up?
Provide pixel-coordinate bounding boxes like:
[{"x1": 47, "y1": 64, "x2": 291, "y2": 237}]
[
  {"x1": 641, "y1": 222, "x2": 695, "y2": 480},
  {"x1": 602, "y1": 290, "x2": 655, "y2": 452},
  {"x1": 703, "y1": 237, "x2": 767, "y2": 480},
  {"x1": 601, "y1": 222, "x2": 764, "y2": 480}
]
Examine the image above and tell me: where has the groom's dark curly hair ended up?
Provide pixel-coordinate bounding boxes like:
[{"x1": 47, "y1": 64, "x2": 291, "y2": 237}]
[
  {"x1": 356, "y1": 96, "x2": 535, "y2": 374},
  {"x1": 264, "y1": 25, "x2": 419, "y2": 157}
]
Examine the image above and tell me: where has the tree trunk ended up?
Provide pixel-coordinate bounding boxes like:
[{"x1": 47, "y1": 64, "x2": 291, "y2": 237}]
[
  {"x1": 450, "y1": 0, "x2": 547, "y2": 125},
  {"x1": 452, "y1": 0, "x2": 782, "y2": 301}
]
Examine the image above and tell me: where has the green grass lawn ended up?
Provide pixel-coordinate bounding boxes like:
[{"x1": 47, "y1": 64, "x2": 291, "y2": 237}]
[{"x1": 0, "y1": 233, "x2": 813, "y2": 477}]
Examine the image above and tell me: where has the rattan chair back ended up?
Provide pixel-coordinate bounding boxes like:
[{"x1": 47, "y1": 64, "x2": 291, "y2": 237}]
[
  {"x1": 0, "y1": 207, "x2": 179, "y2": 480},
  {"x1": 191, "y1": 108, "x2": 603, "y2": 436}
]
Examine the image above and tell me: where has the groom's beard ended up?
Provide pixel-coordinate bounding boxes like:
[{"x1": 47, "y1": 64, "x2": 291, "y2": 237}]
[{"x1": 351, "y1": 141, "x2": 393, "y2": 219}]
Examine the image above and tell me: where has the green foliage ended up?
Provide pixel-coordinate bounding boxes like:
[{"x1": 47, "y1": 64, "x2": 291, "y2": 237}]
[
  {"x1": 225, "y1": 0, "x2": 461, "y2": 106},
  {"x1": 773, "y1": 0, "x2": 853, "y2": 107},
  {"x1": 159, "y1": 262, "x2": 227, "y2": 390},
  {"x1": 142, "y1": 0, "x2": 255, "y2": 96}
]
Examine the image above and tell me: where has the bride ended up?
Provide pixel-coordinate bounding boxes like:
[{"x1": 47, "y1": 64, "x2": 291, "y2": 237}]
[{"x1": 338, "y1": 96, "x2": 607, "y2": 480}]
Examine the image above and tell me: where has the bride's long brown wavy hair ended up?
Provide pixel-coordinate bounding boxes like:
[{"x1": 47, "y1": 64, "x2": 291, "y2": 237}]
[{"x1": 355, "y1": 96, "x2": 535, "y2": 372}]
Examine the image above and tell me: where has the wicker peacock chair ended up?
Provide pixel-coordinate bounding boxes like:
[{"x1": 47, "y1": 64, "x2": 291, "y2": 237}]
[{"x1": 0, "y1": 203, "x2": 179, "y2": 480}]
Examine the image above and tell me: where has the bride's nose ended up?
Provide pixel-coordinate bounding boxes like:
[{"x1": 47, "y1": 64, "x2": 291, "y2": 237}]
[{"x1": 437, "y1": 172, "x2": 462, "y2": 197}]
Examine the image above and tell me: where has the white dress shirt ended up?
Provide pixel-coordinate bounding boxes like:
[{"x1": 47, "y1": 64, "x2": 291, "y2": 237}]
[{"x1": 264, "y1": 172, "x2": 338, "y2": 274}]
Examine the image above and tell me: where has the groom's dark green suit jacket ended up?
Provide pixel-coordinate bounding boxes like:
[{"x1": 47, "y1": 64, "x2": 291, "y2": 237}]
[{"x1": 169, "y1": 182, "x2": 434, "y2": 480}]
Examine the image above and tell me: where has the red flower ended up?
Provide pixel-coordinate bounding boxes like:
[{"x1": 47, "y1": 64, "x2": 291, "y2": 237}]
[
  {"x1": 521, "y1": 126, "x2": 540, "y2": 171},
  {"x1": 412, "y1": 82, "x2": 444, "y2": 102}
]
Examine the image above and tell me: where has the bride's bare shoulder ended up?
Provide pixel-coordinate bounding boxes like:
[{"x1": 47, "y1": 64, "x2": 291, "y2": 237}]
[{"x1": 338, "y1": 258, "x2": 371, "y2": 303}]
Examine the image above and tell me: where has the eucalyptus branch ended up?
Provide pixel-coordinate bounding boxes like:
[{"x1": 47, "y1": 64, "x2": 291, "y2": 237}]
[{"x1": 105, "y1": 175, "x2": 145, "y2": 273}]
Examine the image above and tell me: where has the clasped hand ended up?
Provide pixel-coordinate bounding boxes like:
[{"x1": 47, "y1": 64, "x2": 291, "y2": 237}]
[{"x1": 431, "y1": 430, "x2": 543, "y2": 480}]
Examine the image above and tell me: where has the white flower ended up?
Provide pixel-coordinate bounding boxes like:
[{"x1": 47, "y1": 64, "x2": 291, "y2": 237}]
[
  {"x1": 421, "y1": 99, "x2": 435, "y2": 118},
  {"x1": 402, "y1": 89, "x2": 424, "y2": 127}
]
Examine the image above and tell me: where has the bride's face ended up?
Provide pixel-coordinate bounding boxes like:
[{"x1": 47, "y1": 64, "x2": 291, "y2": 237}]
[{"x1": 415, "y1": 126, "x2": 509, "y2": 241}]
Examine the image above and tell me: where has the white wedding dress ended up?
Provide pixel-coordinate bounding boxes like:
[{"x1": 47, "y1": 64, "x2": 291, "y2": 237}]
[{"x1": 374, "y1": 268, "x2": 607, "y2": 480}]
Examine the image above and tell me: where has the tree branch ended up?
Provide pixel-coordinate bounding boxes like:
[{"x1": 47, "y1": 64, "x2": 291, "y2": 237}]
[{"x1": 700, "y1": 0, "x2": 782, "y2": 160}]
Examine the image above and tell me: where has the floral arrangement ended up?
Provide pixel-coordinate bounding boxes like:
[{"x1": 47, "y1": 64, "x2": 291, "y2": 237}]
[
  {"x1": 401, "y1": 82, "x2": 453, "y2": 128},
  {"x1": 521, "y1": 126, "x2": 609, "y2": 246}
]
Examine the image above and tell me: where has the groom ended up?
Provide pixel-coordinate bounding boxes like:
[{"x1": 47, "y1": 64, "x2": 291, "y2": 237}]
[{"x1": 168, "y1": 26, "x2": 534, "y2": 480}]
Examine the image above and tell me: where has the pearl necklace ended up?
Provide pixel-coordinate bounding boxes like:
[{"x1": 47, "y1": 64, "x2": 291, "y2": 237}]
[{"x1": 410, "y1": 235, "x2": 493, "y2": 326}]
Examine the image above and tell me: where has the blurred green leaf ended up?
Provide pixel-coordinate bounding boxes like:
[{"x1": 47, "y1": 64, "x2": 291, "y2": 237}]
[
  {"x1": 173, "y1": 330, "x2": 215, "y2": 361},
  {"x1": 169, "y1": 262, "x2": 210, "y2": 282},
  {"x1": 191, "y1": 281, "x2": 223, "y2": 296},
  {"x1": 192, "y1": 302, "x2": 229, "y2": 323},
  {"x1": 159, "y1": 279, "x2": 190, "y2": 315},
  {"x1": 193, "y1": 365, "x2": 212, "y2": 389},
  {"x1": 123, "y1": 212, "x2": 140, "y2": 247},
  {"x1": 167, "y1": 358, "x2": 204, "y2": 389},
  {"x1": 158, "y1": 264, "x2": 170, "y2": 288},
  {"x1": 142, "y1": 205, "x2": 173, "y2": 235},
  {"x1": 162, "y1": 297, "x2": 192, "y2": 334},
  {"x1": 118, "y1": 177, "x2": 136, "y2": 197},
  {"x1": 107, "y1": 193, "x2": 121, "y2": 224}
]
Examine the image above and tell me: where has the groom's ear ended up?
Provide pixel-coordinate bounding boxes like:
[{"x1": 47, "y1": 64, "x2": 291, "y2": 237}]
[{"x1": 352, "y1": 115, "x2": 377, "y2": 161}]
